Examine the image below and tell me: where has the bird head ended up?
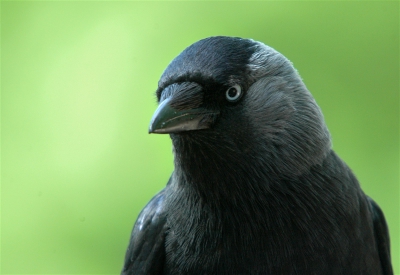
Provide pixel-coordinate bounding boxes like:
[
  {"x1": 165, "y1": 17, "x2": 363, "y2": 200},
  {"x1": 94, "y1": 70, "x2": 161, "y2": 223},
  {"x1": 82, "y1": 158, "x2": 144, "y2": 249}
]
[{"x1": 149, "y1": 36, "x2": 331, "y2": 178}]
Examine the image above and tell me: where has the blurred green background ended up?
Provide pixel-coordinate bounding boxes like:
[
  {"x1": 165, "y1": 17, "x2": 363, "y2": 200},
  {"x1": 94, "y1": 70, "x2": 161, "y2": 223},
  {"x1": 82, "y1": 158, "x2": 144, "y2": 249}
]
[{"x1": 2, "y1": 1, "x2": 398, "y2": 274}]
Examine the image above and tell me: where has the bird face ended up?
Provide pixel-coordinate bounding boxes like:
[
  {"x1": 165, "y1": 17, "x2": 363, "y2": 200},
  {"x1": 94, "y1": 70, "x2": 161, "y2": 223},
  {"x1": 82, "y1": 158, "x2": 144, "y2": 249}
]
[
  {"x1": 149, "y1": 37, "x2": 259, "y2": 135},
  {"x1": 148, "y1": 36, "x2": 331, "y2": 177}
]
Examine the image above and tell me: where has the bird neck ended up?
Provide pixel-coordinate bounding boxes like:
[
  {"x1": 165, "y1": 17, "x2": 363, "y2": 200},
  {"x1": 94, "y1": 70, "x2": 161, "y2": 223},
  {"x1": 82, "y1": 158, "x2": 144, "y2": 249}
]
[{"x1": 170, "y1": 133, "x2": 278, "y2": 211}]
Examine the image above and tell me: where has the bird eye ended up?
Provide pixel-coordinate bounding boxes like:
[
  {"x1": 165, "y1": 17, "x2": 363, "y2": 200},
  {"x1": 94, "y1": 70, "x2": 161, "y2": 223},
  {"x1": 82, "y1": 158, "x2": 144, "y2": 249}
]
[{"x1": 225, "y1": 84, "x2": 243, "y2": 102}]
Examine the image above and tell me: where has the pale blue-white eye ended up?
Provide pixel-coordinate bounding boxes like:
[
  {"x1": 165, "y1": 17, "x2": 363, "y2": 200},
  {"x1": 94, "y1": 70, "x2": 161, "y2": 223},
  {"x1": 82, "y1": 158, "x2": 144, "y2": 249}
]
[{"x1": 225, "y1": 84, "x2": 242, "y2": 102}]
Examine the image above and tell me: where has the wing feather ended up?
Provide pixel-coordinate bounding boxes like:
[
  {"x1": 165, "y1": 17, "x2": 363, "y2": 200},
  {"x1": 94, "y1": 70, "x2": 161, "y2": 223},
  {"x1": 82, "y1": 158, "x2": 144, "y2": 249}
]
[
  {"x1": 121, "y1": 188, "x2": 168, "y2": 275},
  {"x1": 367, "y1": 196, "x2": 393, "y2": 275}
]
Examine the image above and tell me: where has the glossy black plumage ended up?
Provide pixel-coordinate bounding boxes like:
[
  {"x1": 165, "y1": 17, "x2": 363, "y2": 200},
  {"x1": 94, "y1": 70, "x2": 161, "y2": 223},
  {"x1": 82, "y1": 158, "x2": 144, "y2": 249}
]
[{"x1": 121, "y1": 36, "x2": 392, "y2": 275}]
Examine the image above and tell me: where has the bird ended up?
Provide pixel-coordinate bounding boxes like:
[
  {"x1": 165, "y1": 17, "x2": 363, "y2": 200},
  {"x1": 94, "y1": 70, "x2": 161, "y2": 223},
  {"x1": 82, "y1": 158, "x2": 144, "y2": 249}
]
[{"x1": 121, "y1": 36, "x2": 393, "y2": 275}]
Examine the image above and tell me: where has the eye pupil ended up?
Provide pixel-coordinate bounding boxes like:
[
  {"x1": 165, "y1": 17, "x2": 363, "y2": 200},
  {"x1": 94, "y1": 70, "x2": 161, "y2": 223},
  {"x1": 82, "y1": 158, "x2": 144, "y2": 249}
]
[{"x1": 228, "y1": 88, "x2": 237, "y2": 98}]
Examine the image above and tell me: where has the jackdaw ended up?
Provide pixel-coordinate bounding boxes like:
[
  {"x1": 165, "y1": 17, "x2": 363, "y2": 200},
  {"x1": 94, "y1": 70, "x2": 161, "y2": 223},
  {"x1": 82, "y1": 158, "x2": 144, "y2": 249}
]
[{"x1": 121, "y1": 36, "x2": 393, "y2": 275}]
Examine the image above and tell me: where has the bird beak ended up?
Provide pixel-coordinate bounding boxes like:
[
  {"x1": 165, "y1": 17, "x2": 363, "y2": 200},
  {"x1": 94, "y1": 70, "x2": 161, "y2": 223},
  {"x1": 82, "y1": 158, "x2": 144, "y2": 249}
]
[{"x1": 149, "y1": 97, "x2": 219, "y2": 134}]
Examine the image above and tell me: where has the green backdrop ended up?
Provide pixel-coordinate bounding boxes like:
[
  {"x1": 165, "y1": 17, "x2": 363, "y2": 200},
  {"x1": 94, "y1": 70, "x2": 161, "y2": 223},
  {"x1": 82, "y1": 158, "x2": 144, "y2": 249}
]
[{"x1": 2, "y1": 1, "x2": 399, "y2": 274}]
